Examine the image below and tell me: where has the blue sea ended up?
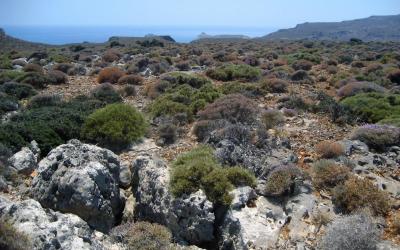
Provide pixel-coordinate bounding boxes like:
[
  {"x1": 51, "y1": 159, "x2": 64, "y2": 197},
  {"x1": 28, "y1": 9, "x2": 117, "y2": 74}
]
[{"x1": 2, "y1": 26, "x2": 277, "y2": 44}]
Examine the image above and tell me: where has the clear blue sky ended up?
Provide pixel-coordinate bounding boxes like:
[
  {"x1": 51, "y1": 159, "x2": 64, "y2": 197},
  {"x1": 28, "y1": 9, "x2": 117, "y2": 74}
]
[{"x1": 0, "y1": 0, "x2": 399, "y2": 28}]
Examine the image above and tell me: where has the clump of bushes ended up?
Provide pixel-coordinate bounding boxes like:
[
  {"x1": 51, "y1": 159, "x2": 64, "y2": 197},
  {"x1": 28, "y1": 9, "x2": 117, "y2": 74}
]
[
  {"x1": 123, "y1": 222, "x2": 172, "y2": 250},
  {"x1": 388, "y1": 69, "x2": 400, "y2": 84},
  {"x1": 261, "y1": 109, "x2": 285, "y2": 130},
  {"x1": 53, "y1": 63, "x2": 74, "y2": 74},
  {"x1": 351, "y1": 124, "x2": 400, "y2": 151},
  {"x1": 47, "y1": 70, "x2": 68, "y2": 85},
  {"x1": 277, "y1": 95, "x2": 309, "y2": 111},
  {"x1": 170, "y1": 146, "x2": 256, "y2": 205},
  {"x1": 23, "y1": 63, "x2": 43, "y2": 74},
  {"x1": 313, "y1": 92, "x2": 353, "y2": 124},
  {"x1": 260, "y1": 78, "x2": 288, "y2": 93},
  {"x1": 197, "y1": 94, "x2": 258, "y2": 125},
  {"x1": 341, "y1": 92, "x2": 400, "y2": 123},
  {"x1": 102, "y1": 49, "x2": 121, "y2": 62},
  {"x1": 319, "y1": 212, "x2": 381, "y2": 250},
  {"x1": 118, "y1": 74, "x2": 143, "y2": 85},
  {"x1": 291, "y1": 70, "x2": 312, "y2": 82},
  {"x1": 81, "y1": 103, "x2": 147, "y2": 150},
  {"x1": 264, "y1": 164, "x2": 305, "y2": 197},
  {"x1": 332, "y1": 177, "x2": 390, "y2": 216},
  {"x1": 27, "y1": 94, "x2": 62, "y2": 109},
  {"x1": 0, "y1": 95, "x2": 106, "y2": 154},
  {"x1": 312, "y1": 160, "x2": 349, "y2": 189},
  {"x1": 206, "y1": 64, "x2": 261, "y2": 82},
  {"x1": 292, "y1": 59, "x2": 313, "y2": 71},
  {"x1": 0, "y1": 70, "x2": 26, "y2": 84},
  {"x1": 315, "y1": 140, "x2": 344, "y2": 158},
  {"x1": 91, "y1": 83, "x2": 123, "y2": 104},
  {"x1": 120, "y1": 85, "x2": 136, "y2": 97},
  {"x1": 97, "y1": 67, "x2": 125, "y2": 84},
  {"x1": 15, "y1": 72, "x2": 49, "y2": 89},
  {"x1": 337, "y1": 81, "x2": 386, "y2": 98},
  {"x1": 0, "y1": 82, "x2": 37, "y2": 100},
  {"x1": 158, "y1": 123, "x2": 177, "y2": 145},
  {"x1": 149, "y1": 82, "x2": 220, "y2": 120},
  {"x1": 0, "y1": 93, "x2": 18, "y2": 116},
  {"x1": 220, "y1": 81, "x2": 264, "y2": 97}
]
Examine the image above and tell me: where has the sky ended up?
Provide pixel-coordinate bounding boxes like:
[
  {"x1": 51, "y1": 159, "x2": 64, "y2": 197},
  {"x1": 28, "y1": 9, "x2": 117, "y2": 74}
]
[{"x1": 0, "y1": 0, "x2": 399, "y2": 29}]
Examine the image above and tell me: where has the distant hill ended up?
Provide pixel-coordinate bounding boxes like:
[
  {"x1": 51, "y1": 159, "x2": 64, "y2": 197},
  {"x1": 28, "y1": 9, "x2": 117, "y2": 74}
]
[
  {"x1": 262, "y1": 15, "x2": 400, "y2": 41},
  {"x1": 196, "y1": 32, "x2": 250, "y2": 40},
  {"x1": 0, "y1": 28, "x2": 48, "y2": 52}
]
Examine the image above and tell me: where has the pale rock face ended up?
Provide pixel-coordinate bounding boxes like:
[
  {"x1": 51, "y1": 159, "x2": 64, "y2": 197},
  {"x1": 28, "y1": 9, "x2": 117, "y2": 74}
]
[
  {"x1": 8, "y1": 146, "x2": 37, "y2": 175},
  {"x1": 31, "y1": 139, "x2": 124, "y2": 233},
  {"x1": 0, "y1": 196, "x2": 119, "y2": 250},
  {"x1": 132, "y1": 154, "x2": 215, "y2": 246}
]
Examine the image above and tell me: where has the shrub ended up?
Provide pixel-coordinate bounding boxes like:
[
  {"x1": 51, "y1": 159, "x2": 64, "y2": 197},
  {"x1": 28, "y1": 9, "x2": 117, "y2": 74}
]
[
  {"x1": 15, "y1": 72, "x2": 49, "y2": 89},
  {"x1": 0, "y1": 70, "x2": 26, "y2": 84},
  {"x1": 0, "y1": 219, "x2": 32, "y2": 250},
  {"x1": 315, "y1": 141, "x2": 344, "y2": 158},
  {"x1": 90, "y1": 83, "x2": 123, "y2": 104},
  {"x1": 170, "y1": 146, "x2": 256, "y2": 205},
  {"x1": 158, "y1": 123, "x2": 177, "y2": 145},
  {"x1": 312, "y1": 160, "x2": 349, "y2": 189},
  {"x1": 291, "y1": 70, "x2": 311, "y2": 82},
  {"x1": 47, "y1": 70, "x2": 68, "y2": 84},
  {"x1": 0, "y1": 82, "x2": 37, "y2": 100},
  {"x1": 149, "y1": 83, "x2": 220, "y2": 119},
  {"x1": 0, "y1": 95, "x2": 104, "y2": 154},
  {"x1": 53, "y1": 63, "x2": 74, "y2": 74},
  {"x1": 175, "y1": 60, "x2": 190, "y2": 71},
  {"x1": 341, "y1": 92, "x2": 400, "y2": 123},
  {"x1": 27, "y1": 94, "x2": 62, "y2": 109},
  {"x1": 118, "y1": 74, "x2": 143, "y2": 85},
  {"x1": 265, "y1": 165, "x2": 305, "y2": 197},
  {"x1": 193, "y1": 119, "x2": 230, "y2": 142},
  {"x1": 351, "y1": 124, "x2": 400, "y2": 151},
  {"x1": 292, "y1": 59, "x2": 313, "y2": 71},
  {"x1": 120, "y1": 84, "x2": 136, "y2": 97},
  {"x1": 261, "y1": 109, "x2": 285, "y2": 130},
  {"x1": 388, "y1": 69, "x2": 400, "y2": 84},
  {"x1": 81, "y1": 103, "x2": 147, "y2": 150},
  {"x1": 337, "y1": 81, "x2": 386, "y2": 98},
  {"x1": 198, "y1": 94, "x2": 258, "y2": 125},
  {"x1": 124, "y1": 222, "x2": 172, "y2": 250},
  {"x1": 102, "y1": 50, "x2": 121, "y2": 62},
  {"x1": 278, "y1": 95, "x2": 309, "y2": 111},
  {"x1": 313, "y1": 92, "x2": 353, "y2": 124},
  {"x1": 378, "y1": 117, "x2": 400, "y2": 127},
  {"x1": 260, "y1": 78, "x2": 288, "y2": 93},
  {"x1": 220, "y1": 81, "x2": 263, "y2": 97},
  {"x1": 332, "y1": 177, "x2": 390, "y2": 216},
  {"x1": 206, "y1": 64, "x2": 261, "y2": 82},
  {"x1": 97, "y1": 67, "x2": 125, "y2": 84},
  {"x1": 23, "y1": 63, "x2": 43, "y2": 74},
  {"x1": 0, "y1": 93, "x2": 18, "y2": 116},
  {"x1": 161, "y1": 72, "x2": 211, "y2": 89},
  {"x1": 319, "y1": 212, "x2": 381, "y2": 250}
]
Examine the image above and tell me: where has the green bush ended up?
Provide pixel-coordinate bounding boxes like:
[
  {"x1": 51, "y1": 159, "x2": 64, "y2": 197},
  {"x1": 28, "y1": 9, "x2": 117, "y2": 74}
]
[
  {"x1": 341, "y1": 92, "x2": 400, "y2": 123},
  {"x1": 15, "y1": 72, "x2": 49, "y2": 89},
  {"x1": 378, "y1": 117, "x2": 400, "y2": 127},
  {"x1": 170, "y1": 146, "x2": 256, "y2": 205},
  {"x1": 261, "y1": 109, "x2": 285, "y2": 130},
  {"x1": 332, "y1": 177, "x2": 390, "y2": 216},
  {"x1": 82, "y1": 103, "x2": 147, "y2": 150},
  {"x1": 0, "y1": 82, "x2": 37, "y2": 100},
  {"x1": 90, "y1": 83, "x2": 123, "y2": 104},
  {"x1": 220, "y1": 81, "x2": 264, "y2": 96},
  {"x1": 0, "y1": 93, "x2": 18, "y2": 116},
  {"x1": 0, "y1": 95, "x2": 105, "y2": 154},
  {"x1": 0, "y1": 70, "x2": 26, "y2": 84},
  {"x1": 206, "y1": 64, "x2": 261, "y2": 82},
  {"x1": 149, "y1": 83, "x2": 220, "y2": 119},
  {"x1": 27, "y1": 94, "x2": 61, "y2": 109}
]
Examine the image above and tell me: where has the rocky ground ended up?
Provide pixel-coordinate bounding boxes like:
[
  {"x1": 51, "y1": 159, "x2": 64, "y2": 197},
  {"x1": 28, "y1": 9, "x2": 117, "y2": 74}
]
[{"x1": 0, "y1": 37, "x2": 399, "y2": 249}]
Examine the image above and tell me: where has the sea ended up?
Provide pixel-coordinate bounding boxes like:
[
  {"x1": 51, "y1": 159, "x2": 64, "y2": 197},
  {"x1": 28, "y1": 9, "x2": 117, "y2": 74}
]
[{"x1": 2, "y1": 26, "x2": 277, "y2": 45}]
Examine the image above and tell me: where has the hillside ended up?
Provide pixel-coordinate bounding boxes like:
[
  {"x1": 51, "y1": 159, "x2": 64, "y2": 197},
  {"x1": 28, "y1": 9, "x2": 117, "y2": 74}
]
[{"x1": 262, "y1": 14, "x2": 400, "y2": 41}]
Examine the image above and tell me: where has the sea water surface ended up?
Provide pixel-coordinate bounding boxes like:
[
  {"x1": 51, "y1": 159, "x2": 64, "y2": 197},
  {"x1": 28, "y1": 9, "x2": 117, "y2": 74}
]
[{"x1": 2, "y1": 26, "x2": 277, "y2": 45}]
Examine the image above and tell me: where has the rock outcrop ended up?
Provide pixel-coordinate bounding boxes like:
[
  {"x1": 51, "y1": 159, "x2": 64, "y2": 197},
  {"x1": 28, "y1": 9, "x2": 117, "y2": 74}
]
[
  {"x1": 31, "y1": 139, "x2": 124, "y2": 232},
  {"x1": 8, "y1": 146, "x2": 37, "y2": 175},
  {"x1": 132, "y1": 154, "x2": 215, "y2": 246},
  {"x1": 0, "y1": 196, "x2": 120, "y2": 250}
]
